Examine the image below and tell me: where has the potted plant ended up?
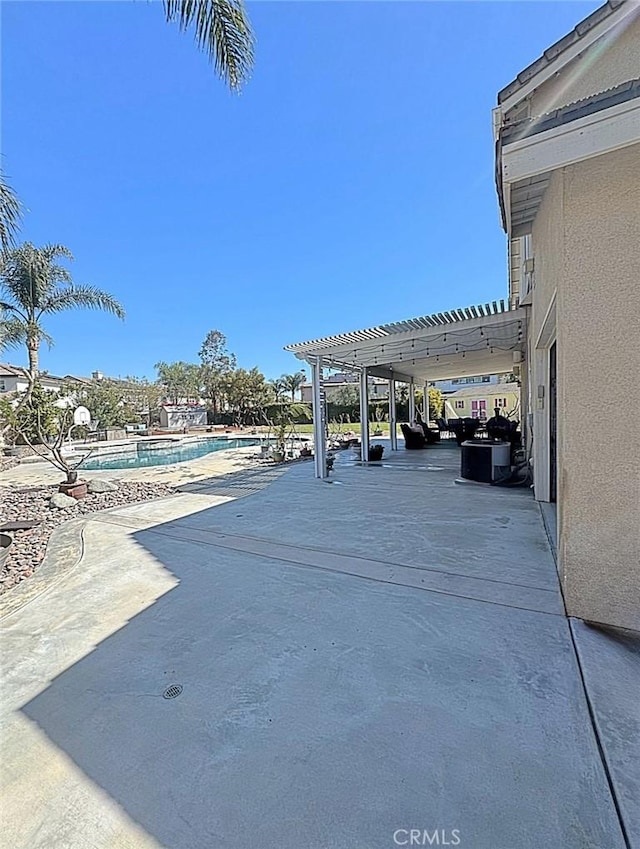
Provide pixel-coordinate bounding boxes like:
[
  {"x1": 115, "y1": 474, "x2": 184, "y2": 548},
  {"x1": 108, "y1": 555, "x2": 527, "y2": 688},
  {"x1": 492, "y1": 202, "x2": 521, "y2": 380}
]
[
  {"x1": 5, "y1": 392, "x2": 94, "y2": 499},
  {"x1": 368, "y1": 444, "x2": 384, "y2": 461},
  {"x1": 265, "y1": 401, "x2": 311, "y2": 465}
]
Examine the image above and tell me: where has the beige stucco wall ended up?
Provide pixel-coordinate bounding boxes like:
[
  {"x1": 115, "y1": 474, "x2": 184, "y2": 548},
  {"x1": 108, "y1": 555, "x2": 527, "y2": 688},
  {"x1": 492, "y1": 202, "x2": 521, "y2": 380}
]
[
  {"x1": 530, "y1": 11, "x2": 640, "y2": 117},
  {"x1": 556, "y1": 144, "x2": 640, "y2": 630}
]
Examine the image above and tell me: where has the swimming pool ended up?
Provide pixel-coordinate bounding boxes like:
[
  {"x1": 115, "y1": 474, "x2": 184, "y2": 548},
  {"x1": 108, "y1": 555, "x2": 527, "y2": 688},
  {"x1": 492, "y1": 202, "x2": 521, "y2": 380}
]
[{"x1": 79, "y1": 437, "x2": 262, "y2": 471}]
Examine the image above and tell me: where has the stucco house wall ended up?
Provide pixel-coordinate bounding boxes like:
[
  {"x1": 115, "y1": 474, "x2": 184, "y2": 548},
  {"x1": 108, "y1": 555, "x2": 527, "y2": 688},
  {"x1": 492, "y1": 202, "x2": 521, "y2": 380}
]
[
  {"x1": 528, "y1": 144, "x2": 640, "y2": 630},
  {"x1": 557, "y1": 143, "x2": 640, "y2": 629}
]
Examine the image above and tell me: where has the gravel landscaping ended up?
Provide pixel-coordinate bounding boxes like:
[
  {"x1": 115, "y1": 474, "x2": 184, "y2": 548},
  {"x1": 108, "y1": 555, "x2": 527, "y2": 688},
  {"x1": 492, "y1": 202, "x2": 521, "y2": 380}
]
[
  {"x1": 0, "y1": 480, "x2": 176, "y2": 595},
  {"x1": 0, "y1": 456, "x2": 20, "y2": 473}
]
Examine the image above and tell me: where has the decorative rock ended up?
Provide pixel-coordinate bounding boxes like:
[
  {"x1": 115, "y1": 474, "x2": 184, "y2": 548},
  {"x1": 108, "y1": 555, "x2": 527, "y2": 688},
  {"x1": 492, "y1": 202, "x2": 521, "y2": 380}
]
[
  {"x1": 87, "y1": 479, "x2": 119, "y2": 494},
  {"x1": 1, "y1": 480, "x2": 174, "y2": 595},
  {"x1": 50, "y1": 492, "x2": 77, "y2": 509}
]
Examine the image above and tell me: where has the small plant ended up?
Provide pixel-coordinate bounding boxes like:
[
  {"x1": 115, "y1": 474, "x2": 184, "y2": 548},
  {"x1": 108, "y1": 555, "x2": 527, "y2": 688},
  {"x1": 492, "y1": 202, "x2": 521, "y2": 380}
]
[
  {"x1": 368, "y1": 444, "x2": 384, "y2": 461},
  {"x1": 3, "y1": 386, "x2": 94, "y2": 486}
]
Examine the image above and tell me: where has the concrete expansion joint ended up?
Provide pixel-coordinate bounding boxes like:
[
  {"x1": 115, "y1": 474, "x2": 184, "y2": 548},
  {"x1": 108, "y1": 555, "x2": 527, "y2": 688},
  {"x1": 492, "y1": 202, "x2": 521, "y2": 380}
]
[{"x1": 134, "y1": 519, "x2": 564, "y2": 617}]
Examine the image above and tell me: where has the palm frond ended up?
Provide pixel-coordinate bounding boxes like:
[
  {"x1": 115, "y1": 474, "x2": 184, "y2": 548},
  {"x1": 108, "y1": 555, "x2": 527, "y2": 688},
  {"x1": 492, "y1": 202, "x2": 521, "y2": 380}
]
[
  {"x1": 0, "y1": 316, "x2": 25, "y2": 352},
  {"x1": 164, "y1": 0, "x2": 254, "y2": 91},
  {"x1": 0, "y1": 242, "x2": 67, "y2": 309},
  {"x1": 0, "y1": 171, "x2": 22, "y2": 253},
  {"x1": 41, "y1": 285, "x2": 125, "y2": 319}
]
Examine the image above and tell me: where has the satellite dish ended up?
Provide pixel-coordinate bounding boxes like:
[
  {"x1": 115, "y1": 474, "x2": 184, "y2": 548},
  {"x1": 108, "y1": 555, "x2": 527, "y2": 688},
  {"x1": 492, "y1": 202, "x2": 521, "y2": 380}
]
[{"x1": 73, "y1": 406, "x2": 91, "y2": 426}]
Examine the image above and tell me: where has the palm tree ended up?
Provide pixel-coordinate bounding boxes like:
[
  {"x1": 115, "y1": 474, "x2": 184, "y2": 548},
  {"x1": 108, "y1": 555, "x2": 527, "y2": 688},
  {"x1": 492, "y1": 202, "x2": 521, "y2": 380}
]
[
  {"x1": 163, "y1": 0, "x2": 254, "y2": 91},
  {"x1": 270, "y1": 377, "x2": 287, "y2": 403},
  {"x1": 0, "y1": 242, "x2": 125, "y2": 381},
  {"x1": 282, "y1": 371, "x2": 306, "y2": 402},
  {"x1": 0, "y1": 171, "x2": 21, "y2": 255}
]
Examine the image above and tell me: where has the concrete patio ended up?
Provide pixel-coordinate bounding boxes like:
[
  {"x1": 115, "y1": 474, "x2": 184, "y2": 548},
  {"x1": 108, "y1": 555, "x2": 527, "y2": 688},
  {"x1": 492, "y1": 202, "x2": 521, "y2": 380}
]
[{"x1": 0, "y1": 443, "x2": 636, "y2": 848}]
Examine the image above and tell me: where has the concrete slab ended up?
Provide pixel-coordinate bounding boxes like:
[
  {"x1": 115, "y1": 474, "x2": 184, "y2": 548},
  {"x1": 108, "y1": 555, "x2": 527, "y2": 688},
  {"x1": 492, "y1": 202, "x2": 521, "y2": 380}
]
[
  {"x1": 0, "y1": 452, "x2": 627, "y2": 848},
  {"x1": 175, "y1": 451, "x2": 559, "y2": 593},
  {"x1": 571, "y1": 619, "x2": 640, "y2": 848}
]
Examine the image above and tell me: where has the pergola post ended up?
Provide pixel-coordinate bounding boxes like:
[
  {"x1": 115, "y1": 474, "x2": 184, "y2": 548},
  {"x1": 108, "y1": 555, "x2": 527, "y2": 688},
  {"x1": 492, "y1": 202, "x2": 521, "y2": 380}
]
[
  {"x1": 359, "y1": 368, "x2": 370, "y2": 463},
  {"x1": 408, "y1": 381, "x2": 416, "y2": 423},
  {"x1": 311, "y1": 356, "x2": 327, "y2": 479},
  {"x1": 423, "y1": 381, "x2": 429, "y2": 421},
  {"x1": 388, "y1": 378, "x2": 397, "y2": 450}
]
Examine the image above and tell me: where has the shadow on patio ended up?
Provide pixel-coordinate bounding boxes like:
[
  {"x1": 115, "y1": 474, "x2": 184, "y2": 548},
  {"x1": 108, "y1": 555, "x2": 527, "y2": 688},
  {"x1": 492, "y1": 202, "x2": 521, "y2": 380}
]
[{"x1": 10, "y1": 446, "x2": 627, "y2": 848}]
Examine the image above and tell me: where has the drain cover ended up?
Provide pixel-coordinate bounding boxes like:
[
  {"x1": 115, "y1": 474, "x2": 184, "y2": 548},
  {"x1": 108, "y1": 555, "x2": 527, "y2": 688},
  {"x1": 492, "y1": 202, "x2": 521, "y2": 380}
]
[{"x1": 163, "y1": 684, "x2": 183, "y2": 700}]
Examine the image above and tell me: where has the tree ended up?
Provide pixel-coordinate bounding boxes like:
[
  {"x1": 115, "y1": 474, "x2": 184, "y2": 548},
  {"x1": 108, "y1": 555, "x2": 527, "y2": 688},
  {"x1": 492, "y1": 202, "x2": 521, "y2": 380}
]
[
  {"x1": 67, "y1": 379, "x2": 140, "y2": 430},
  {"x1": 2, "y1": 386, "x2": 91, "y2": 483},
  {"x1": 281, "y1": 371, "x2": 306, "y2": 402},
  {"x1": 0, "y1": 243, "x2": 125, "y2": 384},
  {"x1": 2, "y1": 382, "x2": 60, "y2": 445},
  {"x1": 270, "y1": 377, "x2": 287, "y2": 403},
  {"x1": 155, "y1": 361, "x2": 202, "y2": 404},
  {"x1": 199, "y1": 329, "x2": 236, "y2": 414},
  {"x1": 223, "y1": 366, "x2": 270, "y2": 426},
  {"x1": 122, "y1": 376, "x2": 164, "y2": 424},
  {"x1": 0, "y1": 170, "x2": 21, "y2": 254},
  {"x1": 428, "y1": 387, "x2": 444, "y2": 420},
  {"x1": 163, "y1": 0, "x2": 254, "y2": 91}
]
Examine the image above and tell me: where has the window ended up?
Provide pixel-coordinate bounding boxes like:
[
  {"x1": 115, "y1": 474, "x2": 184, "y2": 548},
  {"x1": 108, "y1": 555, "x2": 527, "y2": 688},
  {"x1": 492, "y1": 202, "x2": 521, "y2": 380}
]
[
  {"x1": 495, "y1": 398, "x2": 508, "y2": 408},
  {"x1": 454, "y1": 400, "x2": 465, "y2": 409},
  {"x1": 0, "y1": 379, "x2": 5, "y2": 392}
]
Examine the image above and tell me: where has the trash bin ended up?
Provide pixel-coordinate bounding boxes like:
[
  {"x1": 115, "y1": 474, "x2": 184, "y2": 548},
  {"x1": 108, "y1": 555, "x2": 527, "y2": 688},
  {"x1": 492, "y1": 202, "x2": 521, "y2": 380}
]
[{"x1": 461, "y1": 440, "x2": 511, "y2": 483}]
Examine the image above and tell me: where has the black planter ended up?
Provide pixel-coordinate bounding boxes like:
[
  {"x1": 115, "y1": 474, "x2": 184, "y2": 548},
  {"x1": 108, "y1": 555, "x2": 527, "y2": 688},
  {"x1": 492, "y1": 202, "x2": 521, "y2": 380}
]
[{"x1": 0, "y1": 533, "x2": 12, "y2": 571}]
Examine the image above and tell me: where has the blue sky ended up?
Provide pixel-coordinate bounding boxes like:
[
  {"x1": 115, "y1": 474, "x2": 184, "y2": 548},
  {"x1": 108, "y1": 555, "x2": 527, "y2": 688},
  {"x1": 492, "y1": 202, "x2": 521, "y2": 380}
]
[{"x1": 2, "y1": 1, "x2": 598, "y2": 380}]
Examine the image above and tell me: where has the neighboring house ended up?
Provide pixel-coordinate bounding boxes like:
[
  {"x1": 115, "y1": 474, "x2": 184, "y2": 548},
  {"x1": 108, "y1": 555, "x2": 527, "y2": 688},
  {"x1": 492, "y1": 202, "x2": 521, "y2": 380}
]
[
  {"x1": 434, "y1": 375, "x2": 498, "y2": 394},
  {"x1": 159, "y1": 405, "x2": 207, "y2": 429},
  {"x1": 0, "y1": 363, "x2": 67, "y2": 397},
  {"x1": 494, "y1": 0, "x2": 640, "y2": 629},
  {"x1": 444, "y1": 384, "x2": 520, "y2": 421},
  {"x1": 301, "y1": 373, "x2": 506, "y2": 402}
]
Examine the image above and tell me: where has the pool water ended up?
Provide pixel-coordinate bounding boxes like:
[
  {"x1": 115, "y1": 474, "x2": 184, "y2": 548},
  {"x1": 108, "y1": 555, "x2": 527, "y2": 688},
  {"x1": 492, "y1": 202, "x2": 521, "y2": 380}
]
[{"x1": 80, "y1": 437, "x2": 262, "y2": 471}]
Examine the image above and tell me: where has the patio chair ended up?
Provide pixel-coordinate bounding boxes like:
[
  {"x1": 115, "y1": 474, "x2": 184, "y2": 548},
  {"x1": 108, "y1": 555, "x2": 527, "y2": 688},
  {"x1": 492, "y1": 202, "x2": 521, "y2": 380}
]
[
  {"x1": 400, "y1": 423, "x2": 427, "y2": 449},
  {"x1": 448, "y1": 417, "x2": 482, "y2": 446}
]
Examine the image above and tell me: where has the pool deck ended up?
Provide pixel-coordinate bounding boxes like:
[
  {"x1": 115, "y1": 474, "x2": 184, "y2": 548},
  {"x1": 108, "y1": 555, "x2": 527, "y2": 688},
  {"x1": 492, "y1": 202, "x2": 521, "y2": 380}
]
[
  {"x1": 1, "y1": 442, "x2": 637, "y2": 848},
  {"x1": 1, "y1": 443, "x2": 264, "y2": 488}
]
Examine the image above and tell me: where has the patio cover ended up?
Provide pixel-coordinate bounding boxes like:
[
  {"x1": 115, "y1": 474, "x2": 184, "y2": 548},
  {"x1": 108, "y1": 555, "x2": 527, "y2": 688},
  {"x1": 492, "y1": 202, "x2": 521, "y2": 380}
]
[{"x1": 285, "y1": 300, "x2": 528, "y2": 478}]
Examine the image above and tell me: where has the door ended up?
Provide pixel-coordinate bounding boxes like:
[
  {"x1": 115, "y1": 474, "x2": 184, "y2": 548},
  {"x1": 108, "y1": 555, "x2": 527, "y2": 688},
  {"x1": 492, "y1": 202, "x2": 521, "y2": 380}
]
[
  {"x1": 471, "y1": 399, "x2": 487, "y2": 421},
  {"x1": 549, "y1": 343, "x2": 557, "y2": 502}
]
